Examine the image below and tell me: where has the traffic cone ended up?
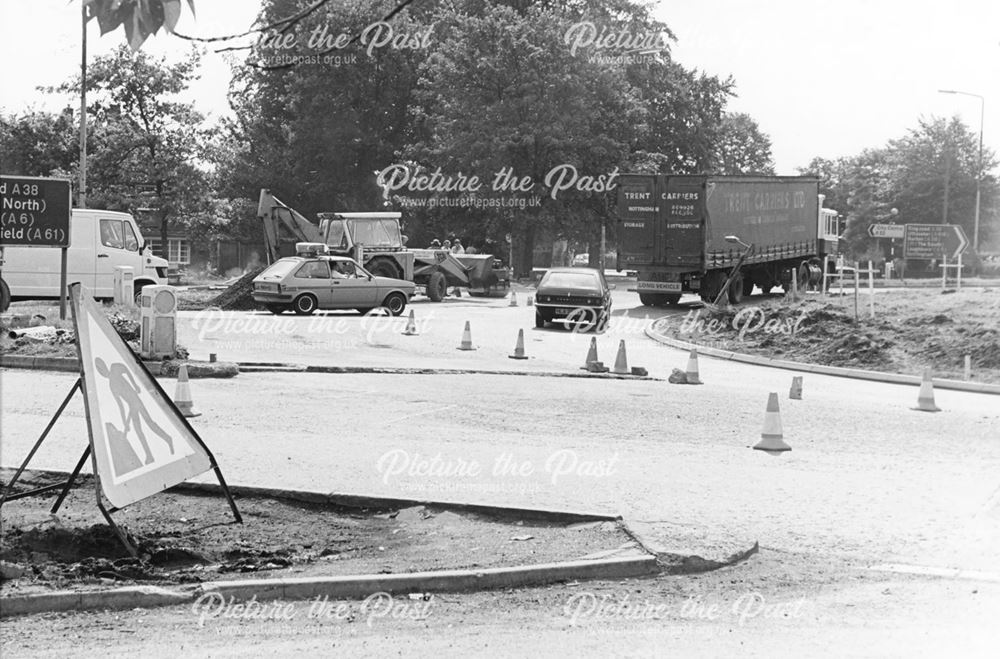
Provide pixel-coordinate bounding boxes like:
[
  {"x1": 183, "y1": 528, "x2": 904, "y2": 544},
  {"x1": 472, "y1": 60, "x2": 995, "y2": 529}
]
[
  {"x1": 509, "y1": 291, "x2": 518, "y2": 307},
  {"x1": 685, "y1": 349, "x2": 702, "y2": 385},
  {"x1": 582, "y1": 337, "x2": 599, "y2": 368},
  {"x1": 457, "y1": 320, "x2": 476, "y2": 350},
  {"x1": 912, "y1": 369, "x2": 940, "y2": 412},
  {"x1": 402, "y1": 309, "x2": 418, "y2": 336},
  {"x1": 789, "y1": 376, "x2": 803, "y2": 400},
  {"x1": 753, "y1": 393, "x2": 790, "y2": 453},
  {"x1": 173, "y1": 364, "x2": 201, "y2": 418},
  {"x1": 509, "y1": 329, "x2": 528, "y2": 360},
  {"x1": 453, "y1": 287, "x2": 462, "y2": 298},
  {"x1": 612, "y1": 340, "x2": 629, "y2": 374},
  {"x1": 526, "y1": 295, "x2": 533, "y2": 307}
]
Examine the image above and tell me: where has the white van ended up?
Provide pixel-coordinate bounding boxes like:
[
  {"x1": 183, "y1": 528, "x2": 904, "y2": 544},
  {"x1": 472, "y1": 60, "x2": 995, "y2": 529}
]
[{"x1": 0, "y1": 208, "x2": 169, "y2": 311}]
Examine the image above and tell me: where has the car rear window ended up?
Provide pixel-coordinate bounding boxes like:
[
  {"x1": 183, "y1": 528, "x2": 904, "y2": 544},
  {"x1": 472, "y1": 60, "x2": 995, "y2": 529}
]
[
  {"x1": 541, "y1": 271, "x2": 600, "y2": 289},
  {"x1": 259, "y1": 259, "x2": 299, "y2": 279}
]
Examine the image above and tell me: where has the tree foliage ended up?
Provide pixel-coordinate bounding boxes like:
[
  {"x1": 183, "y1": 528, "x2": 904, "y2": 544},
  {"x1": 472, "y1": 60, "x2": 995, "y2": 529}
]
[
  {"x1": 800, "y1": 116, "x2": 998, "y2": 259},
  {"x1": 85, "y1": 0, "x2": 195, "y2": 51}
]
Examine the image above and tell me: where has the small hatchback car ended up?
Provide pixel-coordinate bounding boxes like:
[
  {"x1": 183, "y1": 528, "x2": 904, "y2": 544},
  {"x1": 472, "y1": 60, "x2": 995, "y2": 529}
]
[
  {"x1": 534, "y1": 267, "x2": 613, "y2": 331},
  {"x1": 252, "y1": 246, "x2": 415, "y2": 316}
]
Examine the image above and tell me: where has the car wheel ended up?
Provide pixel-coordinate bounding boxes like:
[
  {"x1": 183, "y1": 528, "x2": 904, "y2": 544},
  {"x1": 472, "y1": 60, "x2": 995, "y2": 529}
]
[
  {"x1": 293, "y1": 294, "x2": 318, "y2": 315},
  {"x1": 382, "y1": 292, "x2": 406, "y2": 316},
  {"x1": 535, "y1": 312, "x2": 546, "y2": 328},
  {"x1": 0, "y1": 278, "x2": 10, "y2": 313},
  {"x1": 266, "y1": 304, "x2": 287, "y2": 315},
  {"x1": 427, "y1": 271, "x2": 447, "y2": 302}
]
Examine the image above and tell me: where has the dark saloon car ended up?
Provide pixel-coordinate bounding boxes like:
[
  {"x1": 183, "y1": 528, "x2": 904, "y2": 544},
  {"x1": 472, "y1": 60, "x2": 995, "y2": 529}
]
[{"x1": 534, "y1": 267, "x2": 613, "y2": 331}]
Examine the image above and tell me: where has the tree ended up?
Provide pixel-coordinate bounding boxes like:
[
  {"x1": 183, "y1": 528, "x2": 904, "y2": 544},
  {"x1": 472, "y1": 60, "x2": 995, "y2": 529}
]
[
  {"x1": 0, "y1": 109, "x2": 78, "y2": 178},
  {"x1": 711, "y1": 112, "x2": 774, "y2": 175},
  {"x1": 55, "y1": 45, "x2": 216, "y2": 251},
  {"x1": 85, "y1": 0, "x2": 195, "y2": 51}
]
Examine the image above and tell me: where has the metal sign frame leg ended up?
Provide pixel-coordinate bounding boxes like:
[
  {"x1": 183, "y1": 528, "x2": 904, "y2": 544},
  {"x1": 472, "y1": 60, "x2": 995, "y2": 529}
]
[{"x1": 0, "y1": 379, "x2": 82, "y2": 507}]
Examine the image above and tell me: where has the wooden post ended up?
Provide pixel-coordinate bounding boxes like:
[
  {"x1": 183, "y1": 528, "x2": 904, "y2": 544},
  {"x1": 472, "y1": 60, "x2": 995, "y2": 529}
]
[
  {"x1": 964, "y1": 354, "x2": 971, "y2": 381},
  {"x1": 957, "y1": 253, "x2": 963, "y2": 290},
  {"x1": 853, "y1": 261, "x2": 859, "y2": 321},
  {"x1": 867, "y1": 260, "x2": 875, "y2": 319},
  {"x1": 838, "y1": 258, "x2": 844, "y2": 297},
  {"x1": 941, "y1": 253, "x2": 948, "y2": 289}
]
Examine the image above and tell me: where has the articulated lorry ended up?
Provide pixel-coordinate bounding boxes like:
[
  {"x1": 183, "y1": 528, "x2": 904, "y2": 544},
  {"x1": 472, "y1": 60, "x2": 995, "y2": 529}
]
[
  {"x1": 616, "y1": 175, "x2": 840, "y2": 305},
  {"x1": 258, "y1": 189, "x2": 509, "y2": 301}
]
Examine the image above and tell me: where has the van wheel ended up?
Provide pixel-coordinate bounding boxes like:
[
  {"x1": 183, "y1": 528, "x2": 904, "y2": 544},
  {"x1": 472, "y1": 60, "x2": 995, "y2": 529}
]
[
  {"x1": 0, "y1": 278, "x2": 10, "y2": 313},
  {"x1": 382, "y1": 292, "x2": 406, "y2": 316},
  {"x1": 293, "y1": 294, "x2": 318, "y2": 315}
]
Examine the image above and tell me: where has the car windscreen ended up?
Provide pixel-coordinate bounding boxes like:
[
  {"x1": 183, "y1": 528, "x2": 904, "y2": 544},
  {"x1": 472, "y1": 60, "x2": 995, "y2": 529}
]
[
  {"x1": 258, "y1": 260, "x2": 299, "y2": 279},
  {"x1": 540, "y1": 271, "x2": 600, "y2": 290},
  {"x1": 347, "y1": 219, "x2": 401, "y2": 248}
]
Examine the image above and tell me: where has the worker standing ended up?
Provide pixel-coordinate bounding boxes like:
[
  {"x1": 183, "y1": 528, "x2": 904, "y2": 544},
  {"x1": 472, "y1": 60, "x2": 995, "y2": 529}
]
[{"x1": 452, "y1": 239, "x2": 465, "y2": 254}]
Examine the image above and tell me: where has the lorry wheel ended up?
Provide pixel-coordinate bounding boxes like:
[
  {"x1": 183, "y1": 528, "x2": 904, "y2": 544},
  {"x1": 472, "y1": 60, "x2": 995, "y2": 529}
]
[
  {"x1": 381, "y1": 292, "x2": 406, "y2": 316},
  {"x1": 368, "y1": 257, "x2": 403, "y2": 280},
  {"x1": 0, "y1": 278, "x2": 10, "y2": 313},
  {"x1": 741, "y1": 276, "x2": 755, "y2": 297},
  {"x1": 427, "y1": 272, "x2": 447, "y2": 302},
  {"x1": 728, "y1": 272, "x2": 745, "y2": 304},
  {"x1": 664, "y1": 294, "x2": 681, "y2": 306},
  {"x1": 639, "y1": 292, "x2": 658, "y2": 306},
  {"x1": 293, "y1": 294, "x2": 318, "y2": 315}
]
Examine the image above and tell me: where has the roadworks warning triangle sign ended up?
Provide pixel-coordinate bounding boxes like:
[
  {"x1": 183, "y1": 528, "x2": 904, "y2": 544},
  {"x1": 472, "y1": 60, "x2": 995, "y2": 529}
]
[{"x1": 70, "y1": 284, "x2": 213, "y2": 509}]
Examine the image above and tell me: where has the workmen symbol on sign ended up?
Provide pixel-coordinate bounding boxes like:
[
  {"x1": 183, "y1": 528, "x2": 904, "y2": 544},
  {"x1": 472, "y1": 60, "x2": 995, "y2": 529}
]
[{"x1": 94, "y1": 357, "x2": 175, "y2": 474}]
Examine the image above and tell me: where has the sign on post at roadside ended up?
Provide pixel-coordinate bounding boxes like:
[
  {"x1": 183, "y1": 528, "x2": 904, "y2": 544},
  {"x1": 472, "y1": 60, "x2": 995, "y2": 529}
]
[
  {"x1": 867, "y1": 223, "x2": 905, "y2": 239},
  {"x1": 903, "y1": 224, "x2": 969, "y2": 260},
  {"x1": 0, "y1": 175, "x2": 71, "y2": 247}
]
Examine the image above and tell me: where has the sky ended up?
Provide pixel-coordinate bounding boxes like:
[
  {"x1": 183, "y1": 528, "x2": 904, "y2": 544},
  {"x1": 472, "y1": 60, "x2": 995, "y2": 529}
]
[{"x1": 0, "y1": 0, "x2": 997, "y2": 174}]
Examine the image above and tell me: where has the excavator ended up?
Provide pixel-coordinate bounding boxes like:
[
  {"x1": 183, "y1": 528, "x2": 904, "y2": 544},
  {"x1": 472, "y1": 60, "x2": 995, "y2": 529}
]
[{"x1": 257, "y1": 189, "x2": 510, "y2": 301}]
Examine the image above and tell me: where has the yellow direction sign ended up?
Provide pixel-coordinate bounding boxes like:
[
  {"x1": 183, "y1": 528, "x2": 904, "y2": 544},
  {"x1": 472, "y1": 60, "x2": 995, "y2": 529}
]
[{"x1": 71, "y1": 284, "x2": 212, "y2": 508}]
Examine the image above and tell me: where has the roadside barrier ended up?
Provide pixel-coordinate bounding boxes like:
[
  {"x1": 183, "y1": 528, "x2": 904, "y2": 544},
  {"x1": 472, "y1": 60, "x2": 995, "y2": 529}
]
[
  {"x1": 789, "y1": 376, "x2": 803, "y2": 400},
  {"x1": 913, "y1": 369, "x2": 941, "y2": 412}
]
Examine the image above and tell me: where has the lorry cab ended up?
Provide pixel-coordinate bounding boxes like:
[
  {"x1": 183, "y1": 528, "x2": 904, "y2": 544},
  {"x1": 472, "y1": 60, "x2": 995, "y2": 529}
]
[{"x1": 0, "y1": 208, "x2": 168, "y2": 311}]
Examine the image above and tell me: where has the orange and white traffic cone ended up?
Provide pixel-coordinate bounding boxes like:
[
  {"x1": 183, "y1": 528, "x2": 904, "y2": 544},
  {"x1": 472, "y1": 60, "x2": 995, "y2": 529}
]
[
  {"x1": 402, "y1": 309, "x2": 418, "y2": 336},
  {"x1": 789, "y1": 376, "x2": 803, "y2": 400},
  {"x1": 685, "y1": 349, "x2": 702, "y2": 384},
  {"x1": 753, "y1": 393, "x2": 790, "y2": 454},
  {"x1": 612, "y1": 340, "x2": 629, "y2": 374},
  {"x1": 173, "y1": 364, "x2": 201, "y2": 418},
  {"x1": 457, "y1": 321, "x2": 476, "y2": 351},
  {"x1": 582, "y1": 336, "x2": 599, "y2": 368},
  {"x1": 912, "y1": 369, "x2": 941, "y2": 412},
  {"x1": 509, "y1": 291, "x2": 518, "y2": 307},
  {"x1": 509, "y1": 329, "x2": 528, "y2": 360}
]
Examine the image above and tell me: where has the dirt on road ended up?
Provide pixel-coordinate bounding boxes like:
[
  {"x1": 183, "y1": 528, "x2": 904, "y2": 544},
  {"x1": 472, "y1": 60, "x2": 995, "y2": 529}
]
[
  {"x1": 653, "y1": 288, "x2": 1000, "y2": 383},
  {"x1": 0, "y1": 470, "x2": 634, "y2": 597}
]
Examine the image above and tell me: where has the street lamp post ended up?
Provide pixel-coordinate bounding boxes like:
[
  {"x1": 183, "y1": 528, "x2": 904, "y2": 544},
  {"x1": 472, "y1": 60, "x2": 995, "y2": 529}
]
[{"x1": 939, "y1": 89, "x2": 984, "y2": 252}]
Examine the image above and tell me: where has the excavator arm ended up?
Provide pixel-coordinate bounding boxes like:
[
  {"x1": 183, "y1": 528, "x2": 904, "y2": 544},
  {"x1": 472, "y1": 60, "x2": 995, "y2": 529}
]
[{"x1": 257, "y1": 189, "x2": 323, "y2": 263}]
